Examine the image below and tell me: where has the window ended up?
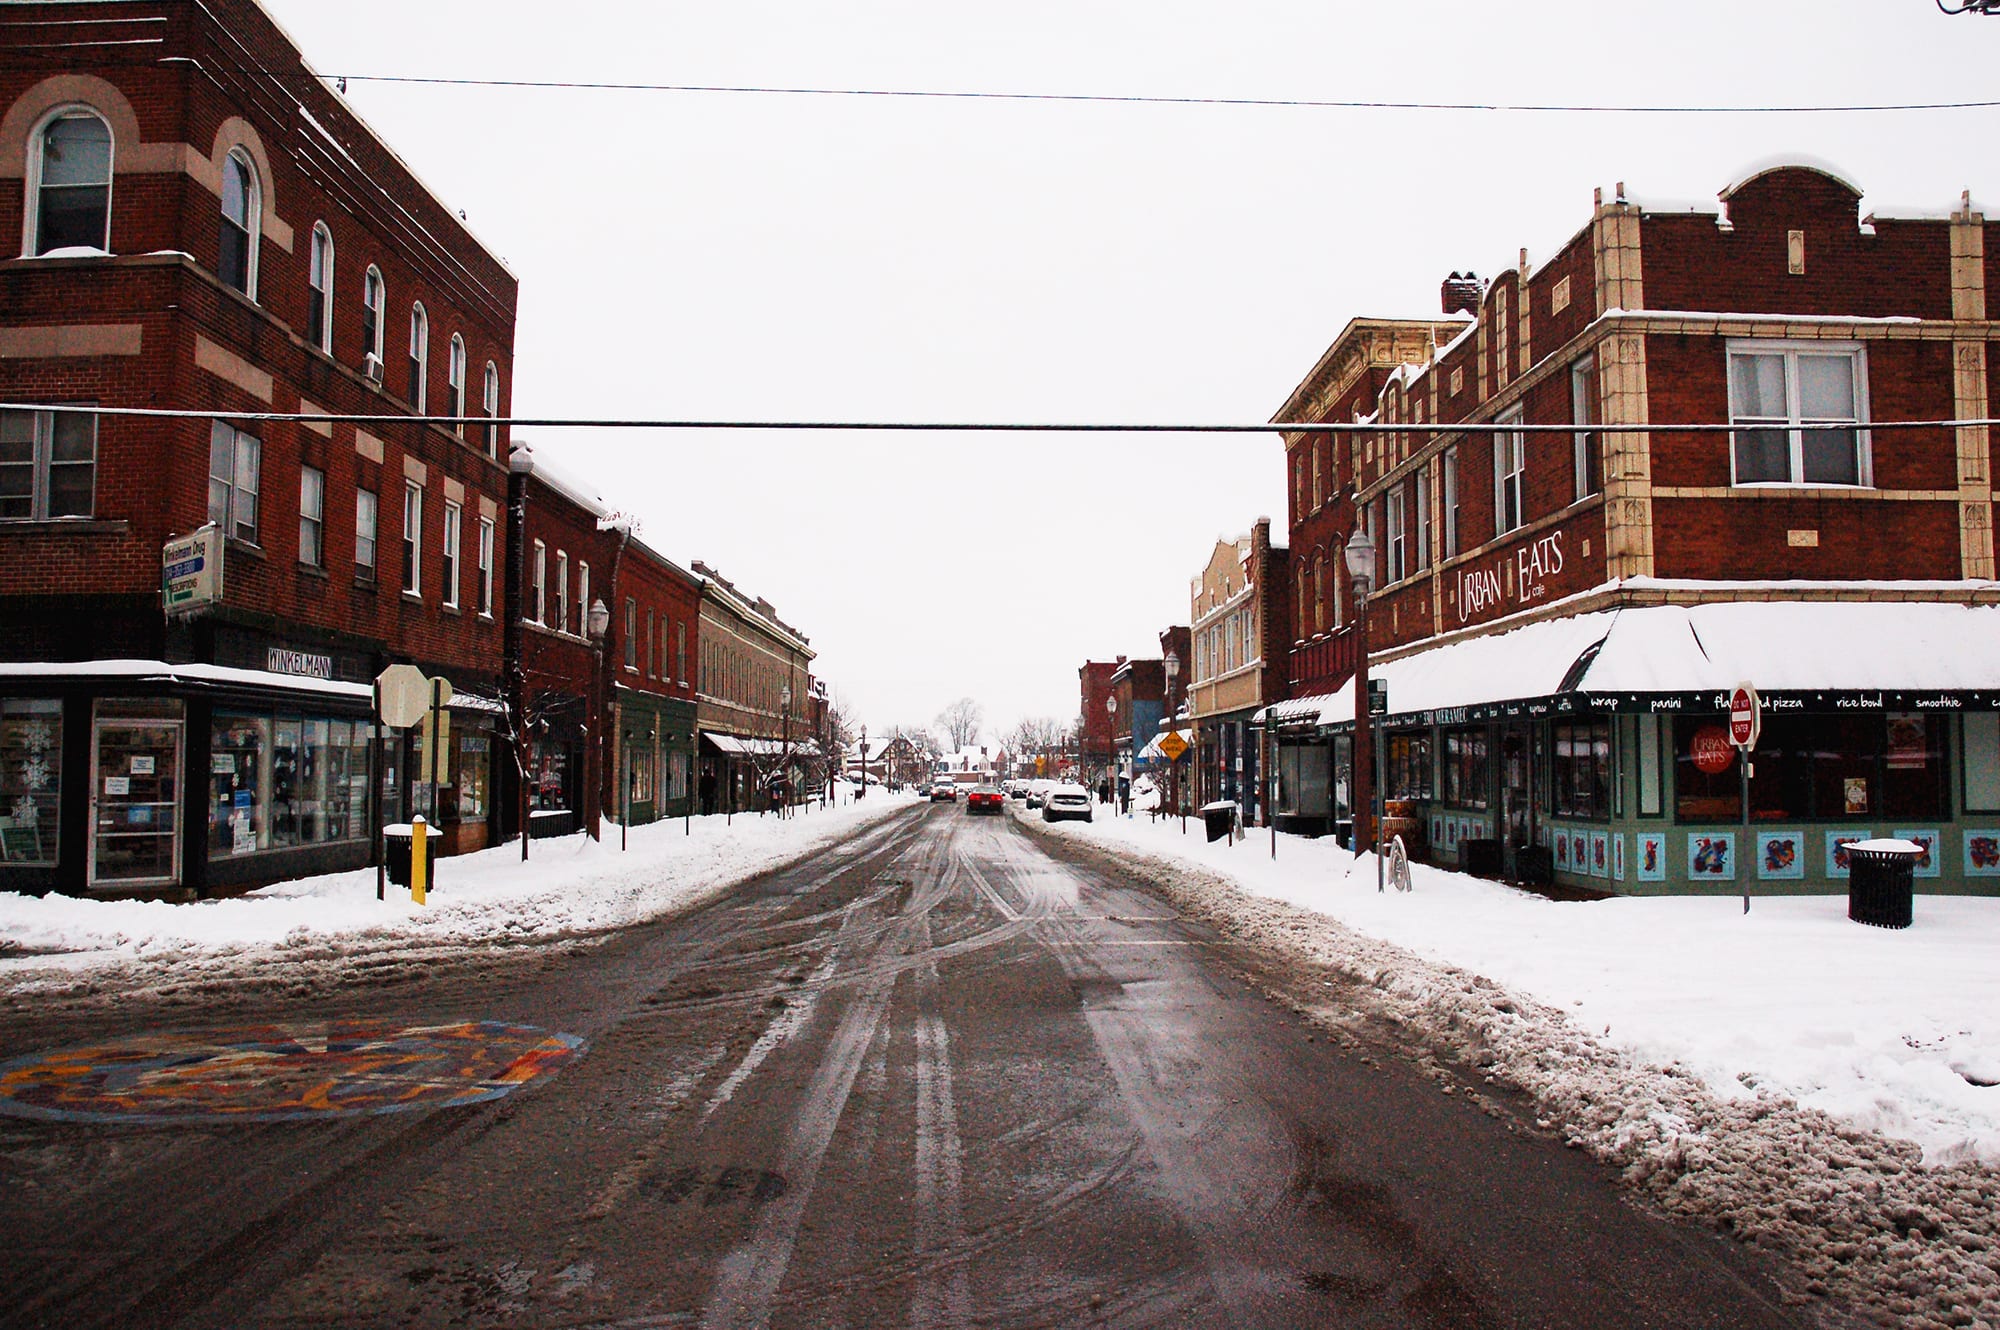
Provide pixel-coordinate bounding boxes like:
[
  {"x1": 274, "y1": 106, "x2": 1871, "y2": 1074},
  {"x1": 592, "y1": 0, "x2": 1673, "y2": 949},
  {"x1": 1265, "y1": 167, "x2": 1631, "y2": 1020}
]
[
  {"x1": 1728, "y1": 343, "x2": 1868, "y2": 486},
  {"x1": 1442, "y1": 445, "x2": 1460, "y2": 558},
  {"x1": 401, "y1": 482, "x2": 423, "y2": 595},
  {"x1": 408, "y1": 303, "x2": 429, "y2": 411},
  {"x1": 476, "y1": 515, "x2": 494, "y2": 616},
  {"x1": 1493, "y1": 410, "x2": 1525, "y2": 536},
  {"x1": 1386, "y1": 732, "x2": 1434, "y2": 801},
  {"x1": 555, "y1": 550, "x2": 570, "y2": 632},
  {"x1": 646, "y1": 608, "x2": 657, "y2": 677},
  {"x1": 0, "y1": 408, "x2": 95, "y2": 520},
  {"x1": 677, "y1": 621, "x2": 687, "y2": 683},
  {"x1": 578, "y1": 563, "x2": 591, "y2": 635},
  {"x1": 448, "y1": 335, "x2": 467, "y2": 436},
  {"x1": 1674, "y1": 712, "x2": 1945, "y2": 822},
  {"x1": 1572, "y1": 355, "x2": 1600, "y2": 501},
  {"x1": 1442, "y1": 726, "x2": 1488, "y2": 808},
  {"x1": 1551, "y1": 720, "x2": 1611, "y2": 818},
  {"x1": 1310, "y1": 446, "x2": 1322, "y2": 510},
  {"x1": 441, "y1": 500, "x2": 461, "y2": 608},
  {"x1": 532, "y1": 540, "x2": 546, "y2": 624},
  {"x1": 1311, "y1": 557, "x2": 1325, "y2": 634},
  {"x1": 355, "y1": 488, "x2": 377, "y2": 572},
  {"x1": 209, "y1": 711, "x2": 366, "y2": 856},
  {"x1": 30, "y1": 108, "x2": 111, "y2": 255},
  {"x1": 624, "y1": 598, "x2": 637, "y2": 669},
  {"x1": 362, "y1": 266, "x2": 385, "y2": 364},
  {"x1": 483, "y1": 362, "x2": 500, "y2": 457},
  {"x1": 1414, "y1": 467, "x2": 1432, "y2": 572},
  {"x1": 207, "y1": 420, "x2": 260, "y2": 542},
  {"x1": 219, "y1": 149, "x2": 258, "y2": 297},
  {"x1": 1293, "y1": 453, "x2": 1305, "y2": 520},
  {"x1": 0, "y1": 699, "x2": 62, "y2": 863},
  {"x1": 308, "y1": 223, "x2": 334, "y2": 353},
  {"x1": 298, "y1": 465, "x2": 324, "y2": 566},
  {"x1": 1386, "y1": 484, "x2": 1408, "y2": 583}
]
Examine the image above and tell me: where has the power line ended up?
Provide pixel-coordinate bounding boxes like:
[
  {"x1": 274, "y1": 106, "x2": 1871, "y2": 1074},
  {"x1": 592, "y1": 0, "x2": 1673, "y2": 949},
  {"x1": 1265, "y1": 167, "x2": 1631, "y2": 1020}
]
[
  {"x1": 307, "y1": 74, "x2": 2000, "y2": 117},
  {"x1": 4, "y1": 403, "x2": 1992, "y2": 435}
]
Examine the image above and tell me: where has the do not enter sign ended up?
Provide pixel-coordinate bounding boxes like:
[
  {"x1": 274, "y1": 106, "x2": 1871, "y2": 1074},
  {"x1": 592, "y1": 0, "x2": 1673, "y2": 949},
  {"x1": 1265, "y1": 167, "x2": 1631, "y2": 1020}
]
[{"x1": 1730, "y1": 682, "x2": 1761, "y2": 749}]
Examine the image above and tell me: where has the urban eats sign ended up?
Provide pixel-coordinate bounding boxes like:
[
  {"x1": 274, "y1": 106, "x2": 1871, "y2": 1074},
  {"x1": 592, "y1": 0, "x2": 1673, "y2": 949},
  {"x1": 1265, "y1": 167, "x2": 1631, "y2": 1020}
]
[{"x1": 1456, "y1": 530, "x2": 1566, "y2": 624}]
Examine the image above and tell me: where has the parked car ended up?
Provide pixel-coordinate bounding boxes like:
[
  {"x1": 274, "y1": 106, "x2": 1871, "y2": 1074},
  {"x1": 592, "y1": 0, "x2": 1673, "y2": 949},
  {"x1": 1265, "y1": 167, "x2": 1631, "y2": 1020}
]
[
  {"x1": 1025, "y1": 779, "x2": 1053, "y2": 808},
  {"x1": 965, "y1": 785, "x2": 1005, "y2": 815},
  {"x1": 930, "y1": 783, "x2": 958, "y2": 802},
  {"x1": 1041, "y1": 783, "x2": 1092, "y2": 823}
]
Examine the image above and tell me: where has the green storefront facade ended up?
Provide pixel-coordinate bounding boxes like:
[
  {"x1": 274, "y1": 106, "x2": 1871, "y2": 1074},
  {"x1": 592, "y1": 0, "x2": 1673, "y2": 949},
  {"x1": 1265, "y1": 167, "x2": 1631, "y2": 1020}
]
[{"x1": 611, "y1": 686, "x2": 698, "y2": 827}]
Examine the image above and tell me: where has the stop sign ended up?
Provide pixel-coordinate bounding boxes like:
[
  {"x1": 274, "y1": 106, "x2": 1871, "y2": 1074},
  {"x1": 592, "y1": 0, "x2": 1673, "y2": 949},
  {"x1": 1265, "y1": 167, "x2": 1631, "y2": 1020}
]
[
  {"x1": 1729, "y1": 682, "x2": 1760, "y2": 749},
  {"x1": 375, "y1": 663, "x2": 431, "y2": 728}
]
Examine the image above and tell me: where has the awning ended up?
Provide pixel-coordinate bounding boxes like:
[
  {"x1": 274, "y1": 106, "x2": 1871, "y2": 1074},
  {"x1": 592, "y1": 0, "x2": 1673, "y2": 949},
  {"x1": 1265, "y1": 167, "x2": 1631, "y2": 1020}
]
[
  {"x1": 1253, "y1": 691, "x2": 1348, "y2": 729},
  {"x1": 0, "y1": 658, "x2": 370, "y2": 701},
  {"x1": 701, "y1": 731, "x2": 792, "y2": 757},
  {"x1": 1302, "y1": 601, "x2": 2000, "y2": 728},
  {"x1": 446, "y1": 690, "x2": 506, "y2": 716}
]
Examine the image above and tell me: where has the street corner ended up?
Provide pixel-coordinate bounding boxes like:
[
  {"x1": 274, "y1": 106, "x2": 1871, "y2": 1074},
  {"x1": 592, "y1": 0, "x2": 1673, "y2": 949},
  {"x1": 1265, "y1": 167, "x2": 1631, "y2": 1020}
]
[{"x1": 0, "y1": 1019, "x2": 585, "y2": 1125}]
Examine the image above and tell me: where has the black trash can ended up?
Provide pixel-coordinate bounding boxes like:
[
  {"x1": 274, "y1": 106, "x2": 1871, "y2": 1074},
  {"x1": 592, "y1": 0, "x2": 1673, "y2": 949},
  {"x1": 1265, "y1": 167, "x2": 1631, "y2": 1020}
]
[
  {"x1": 1462, "y1": 837, "x2": 1503, "y2": 879},
  {"x1": 1201, "y1": 801, "x2": 1236, "y2": 843},
  {"x1": 383, "y1": 824, "x2": 440, "y2": 890},
  {"x1": 1847, "y1": 839, "x2": 1920, "y2": 929}
]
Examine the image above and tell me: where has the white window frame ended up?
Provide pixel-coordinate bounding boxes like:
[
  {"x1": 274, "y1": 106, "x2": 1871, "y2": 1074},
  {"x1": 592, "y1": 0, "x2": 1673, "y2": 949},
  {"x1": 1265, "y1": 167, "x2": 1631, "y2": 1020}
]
[
  {"x1": 555, "y1": 549, "x2": 570, "y2": 633},
  {"x1": 207, "y1": 419, "x2": 260, "y2": 543},
  {"x1": 1725, "y1": 340, "x2": 1872, "y2": 488},
  {"x1": 299, "y1": 464, "x2": 324, "y2": 567},
  {"x1": 308, "y1": 222, "x2": 334, "y2": 353},
  {"x1": 578, "y1": 562, "x2": 591, "y2": 636},
  {"x1": 408, "y1": 302, "x2": 429, "y2": 412},
  {"x1": 532, "y1": 539, "x2": 547, "y2": 625},
  {"x1": 362, "y1": 265, "x2": 385, "y2": 363},
  {"x1": 0, "y1": 407, "x2": 96, "y2": 521},
  {"x1": 448, "y1": 334, "x2": 467, "y2": 436},
  {"x1": 401, "y1": 481, "x2": 423, "y2": 597},
  {"x1": 1571, "y1": 354, "x2": 1600, "y2": 502},
  {"x1": 476, "y1": 515, "x2": 495, "y2": 616},
  {"x1": 26, "y1": 105, "x2": 113, "y2": 257},
  {"x1": 355, "y1": 488, "x2": 377, "y2": 572},
  {"x1": 1414, "y1": 466, "x2": 1432, "y2": 572},
  {"x1": 1386, "y1": 483, "x2": 1408, "y2": 583},
  {"x1": 441, "y1": 499, "x2": 462, "y2": 608},
  {"x1": 1493, "y1": 410, "x2": 1525, "y2": 537},
  {"x1": 219, "y1": 147, "x2": 259, "y2": 299},
  {"x1": 1442, "y1": 445, "x2": 1460, "y2": 558},
  {"x1": 482, "y1": 361, "x2": 500, "y2": 457}
]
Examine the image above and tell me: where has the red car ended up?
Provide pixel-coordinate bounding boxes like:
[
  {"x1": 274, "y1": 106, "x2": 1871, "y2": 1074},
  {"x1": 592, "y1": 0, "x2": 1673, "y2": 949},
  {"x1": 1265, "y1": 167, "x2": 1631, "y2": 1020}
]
[{"x1": 965, "y1": 785, "x2": 1005, "y2": 815}]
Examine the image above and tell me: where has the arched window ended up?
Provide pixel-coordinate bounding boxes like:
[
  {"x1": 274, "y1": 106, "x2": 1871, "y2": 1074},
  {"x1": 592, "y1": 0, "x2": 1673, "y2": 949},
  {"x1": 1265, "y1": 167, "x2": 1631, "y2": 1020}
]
[
  {"x1": 482, "y1": 361, "x2": 500, "y2": 457},
  {"x1": 362, "y1": 266, "x2": 385, "y2": 367},
  {"x1": 408, "y1": 302, "x2": 428, "y2": 411},
  {"x1": 29, "y1": 108, "x2": 112, "y2": 255},
  {"x1": 218, "y1": 148, "x2": 258, "y2": 297},
  {"x1": 1313, "y1": 555, "x2": 1326, "y2": 634},
  {"x1": 447, "y1": 334, "x2": 467, "y2": 435},
  {"x1": 308, "y1": 223, "x2": 334, "y2": 352}
]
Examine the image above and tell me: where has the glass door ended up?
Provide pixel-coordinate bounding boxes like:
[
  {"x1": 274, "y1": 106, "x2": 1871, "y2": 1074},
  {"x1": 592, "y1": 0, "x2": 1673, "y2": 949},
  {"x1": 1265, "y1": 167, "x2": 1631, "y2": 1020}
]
[
  {"x1": 1501, "y1": 724, "x2": 1533, "y2": 850},
  {"x1": 91, "y1": 717, "x2": 182, "y2": 887}
]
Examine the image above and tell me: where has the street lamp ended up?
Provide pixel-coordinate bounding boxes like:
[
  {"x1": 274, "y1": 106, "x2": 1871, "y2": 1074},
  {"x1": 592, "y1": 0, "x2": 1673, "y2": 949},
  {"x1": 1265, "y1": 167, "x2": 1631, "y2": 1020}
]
[
  {"x1": 1164, "y1": 650, "x2": 1181, "y2": 828},
  {"x1": 779, "y1": 682, "x2": 792, "y2": 818},
  {"x1": 1104, "y1": 694, "x2": 1117, "y2": 807},
  {"x1": 1343, "y1": 524, "x2": 1378, "y2": 889},
  {"x1": 857, "y1": 724, "x2": 868, "y2": 799},
  {"x1": 585, "y1": 596, "x2": 611, "y2": 841}
]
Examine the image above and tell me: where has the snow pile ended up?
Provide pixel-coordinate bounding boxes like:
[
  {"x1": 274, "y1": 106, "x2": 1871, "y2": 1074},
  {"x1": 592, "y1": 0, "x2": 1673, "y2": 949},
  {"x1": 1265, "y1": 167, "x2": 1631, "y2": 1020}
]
[
  {"x1": 0, "y1": 792, "x2": 912, "y2": 1003},
  {"x1": 1032, "y1": 809, "x2": 2000, "y2": 1329}
]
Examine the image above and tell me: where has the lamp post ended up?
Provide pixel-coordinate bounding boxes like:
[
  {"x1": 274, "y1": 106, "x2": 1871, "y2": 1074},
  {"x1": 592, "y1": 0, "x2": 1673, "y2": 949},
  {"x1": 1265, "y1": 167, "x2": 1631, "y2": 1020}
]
[
  {"x1": 1104, "y1": 694, "x2": 1117, "y2": 808},
  {"x1": 779, "y1": 682, "x2": 792, "y2": 818},
  {"x1": 585, "y1": 597, "x2": 610, "y2": 841},
  {"x1": 1343, "y1": 525, "x2": 1379, "y2": 889},
  {"x1": 857, "y1": 725, "x2": 868, "y2": 800},
  {"x1": 1164, "y1": 650, "x2": 1182, "y2": 830}
]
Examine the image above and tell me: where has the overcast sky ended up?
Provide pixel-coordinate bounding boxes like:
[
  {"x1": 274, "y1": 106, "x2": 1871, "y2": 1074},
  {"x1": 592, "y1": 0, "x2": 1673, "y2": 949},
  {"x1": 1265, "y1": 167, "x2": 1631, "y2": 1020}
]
[{"x1": 262, "y1": 0, "x2": 1996, "y2": 744}]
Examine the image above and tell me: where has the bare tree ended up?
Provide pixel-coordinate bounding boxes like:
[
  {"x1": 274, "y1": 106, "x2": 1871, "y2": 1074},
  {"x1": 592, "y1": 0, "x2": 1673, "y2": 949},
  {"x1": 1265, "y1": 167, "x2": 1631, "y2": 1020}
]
[{"x1": 936, "y1": 697, "x2": 983, "y2": 752}]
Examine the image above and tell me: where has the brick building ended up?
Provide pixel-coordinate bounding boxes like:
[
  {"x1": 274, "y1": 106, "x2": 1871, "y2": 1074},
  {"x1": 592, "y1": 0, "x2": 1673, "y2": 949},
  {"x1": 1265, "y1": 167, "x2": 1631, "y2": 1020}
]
[
  {"x1": 0, "y1": 0, "x2": 517, "y2": 894},
  {"x1": 1186, "y1": 518, "x2": 1289, "y2": 823},
  {"x1": 1077, "y1": 658, "x2": 1120, "y2": 795},
  {"x1": 1266, "y1": 161, "x2": 2000, "y2": 895},
  {"x1": 693, "y1": 563, "x2": 815, "y2": 815}
]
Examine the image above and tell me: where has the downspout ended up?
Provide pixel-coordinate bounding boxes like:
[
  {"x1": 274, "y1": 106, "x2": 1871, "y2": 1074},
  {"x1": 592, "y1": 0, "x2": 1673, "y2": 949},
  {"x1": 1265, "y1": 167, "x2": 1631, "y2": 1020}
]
[{"x1": 505, "y1": 445, "x2": 532, "y2": 859}]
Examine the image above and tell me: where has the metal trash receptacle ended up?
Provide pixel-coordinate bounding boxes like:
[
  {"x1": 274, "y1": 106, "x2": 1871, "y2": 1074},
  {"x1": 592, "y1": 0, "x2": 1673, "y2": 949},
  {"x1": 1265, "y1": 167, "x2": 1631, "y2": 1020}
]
[
  {"x1": 382, "y1": 824, "x2": 439, "y2": 889},
  {"x1": 1201, "y1": 801, "x2": 1236, "y2": 843},
  {"x1": 1846, "y1": 838, "x2": 1921, "y2": 929}
]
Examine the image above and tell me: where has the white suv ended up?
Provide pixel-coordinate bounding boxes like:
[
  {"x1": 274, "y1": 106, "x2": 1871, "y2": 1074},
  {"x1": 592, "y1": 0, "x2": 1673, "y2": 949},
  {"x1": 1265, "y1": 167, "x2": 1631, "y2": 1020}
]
[{"x1": 1040, "y1": 783, "x2": 1093, "y2": 823}]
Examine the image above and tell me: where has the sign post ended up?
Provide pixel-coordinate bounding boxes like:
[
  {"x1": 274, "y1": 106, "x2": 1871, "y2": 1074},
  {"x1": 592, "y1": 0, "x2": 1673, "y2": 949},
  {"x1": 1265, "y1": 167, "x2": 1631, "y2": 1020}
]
[
  {"x1": 1731, "y1": 682, "x2": 1760, "y2": 915},
  {"x1": 375, "y1": 664, "x2": 433, "y2": 903}
]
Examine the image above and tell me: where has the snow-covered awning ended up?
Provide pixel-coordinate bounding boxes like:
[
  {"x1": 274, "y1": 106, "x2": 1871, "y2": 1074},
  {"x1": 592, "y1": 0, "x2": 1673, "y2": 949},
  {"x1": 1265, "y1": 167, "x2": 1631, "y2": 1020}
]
[
  {"x1": 1253, "y1": 691, "x2": 1348, "y2": 729},
  {"x1": 0, "y1": 658, "x2": 371, "y2": 701},
  {"x1": 701, "y1": 731, "x2": 792, "y2": 757},
  {"x1": 1301, "y1": 601, "x2": 2000, "y2": 728}
]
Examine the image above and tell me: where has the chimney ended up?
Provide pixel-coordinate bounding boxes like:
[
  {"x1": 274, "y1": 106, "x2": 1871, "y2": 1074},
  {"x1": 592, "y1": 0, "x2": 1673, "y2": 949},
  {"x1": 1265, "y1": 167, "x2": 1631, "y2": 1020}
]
[{"x1": 1440, "y1": 271, "x2": 1484, "y2": 316}]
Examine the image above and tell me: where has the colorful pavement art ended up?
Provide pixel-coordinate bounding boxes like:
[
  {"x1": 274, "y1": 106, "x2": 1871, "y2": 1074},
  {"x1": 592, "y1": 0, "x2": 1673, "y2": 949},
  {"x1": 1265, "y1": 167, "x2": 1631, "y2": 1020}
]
[{"x1": 0, "y1": 1020, "x2": 585, "y2": 1124}]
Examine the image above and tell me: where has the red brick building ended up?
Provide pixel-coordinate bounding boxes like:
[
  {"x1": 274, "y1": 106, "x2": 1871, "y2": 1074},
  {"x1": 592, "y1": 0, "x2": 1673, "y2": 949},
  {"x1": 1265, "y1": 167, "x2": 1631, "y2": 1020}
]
[
  {"x1": 0, "y1": 0, "x2": 520, "y2": 894},
  {"x1": 1269, "y1": 162, "x2": 2000, "y2": 895}
]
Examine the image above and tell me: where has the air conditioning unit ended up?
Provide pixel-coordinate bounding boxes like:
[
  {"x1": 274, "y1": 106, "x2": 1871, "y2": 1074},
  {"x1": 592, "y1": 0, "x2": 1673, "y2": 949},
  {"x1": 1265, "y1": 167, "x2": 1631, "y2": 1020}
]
[{"x1": 362, "y1": 352, "x2": 384, "y2": 385}]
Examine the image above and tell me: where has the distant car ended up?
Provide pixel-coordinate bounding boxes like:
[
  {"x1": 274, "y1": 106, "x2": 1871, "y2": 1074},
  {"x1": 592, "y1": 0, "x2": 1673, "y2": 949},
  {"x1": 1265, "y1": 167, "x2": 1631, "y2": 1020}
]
[
  {"x1": 915, "y1": 782, "x2": 932, "y2": 798},
  {"x1": 930, "y1": 783, "x2": 958, "y2": 802},
  {"x1": 965, "y1": 785, "x2": 1004, "y2": 815},
  {"x1": 1041, "y1": 783, "x2": 1093, "y2": 823}
]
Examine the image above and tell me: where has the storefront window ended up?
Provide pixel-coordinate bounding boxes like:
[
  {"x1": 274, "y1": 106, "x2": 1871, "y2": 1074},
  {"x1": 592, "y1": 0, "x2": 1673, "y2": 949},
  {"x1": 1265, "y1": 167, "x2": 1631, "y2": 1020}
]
[
  {"x1": 1552, "y1": 720, "x2": 1612, "y2": 819},
  {"x1": 669, "y1": 750, "x2": 690, "y2": 803},
  {"x1": 211, "y1": 710, "x2": 369, "y2": 857},
  {"x1": 530, "y1": 737, "x2": 570, "y2": 811},
  {"x1": 1674, "y1": 712, "x2": 1948, "y2": 822},
  {"x1": 458, "y1": 734, "x2": 490, "y2": 820},
  {"x1": 1385, "y1": 731, "x2": 1433, "y2": 800},
  {"x1": 1441, "y1": 727, "x2": 1487, "y2": 808},
  {"x1": 0, "y1": 699, "x2": 61, "y2": 864}
]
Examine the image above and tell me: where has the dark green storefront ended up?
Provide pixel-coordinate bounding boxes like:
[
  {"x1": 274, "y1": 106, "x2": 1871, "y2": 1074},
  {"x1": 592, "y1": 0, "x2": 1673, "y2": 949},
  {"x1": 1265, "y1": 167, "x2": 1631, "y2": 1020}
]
[{"x1": 612, "y1": 687, "x2": 698, "y2": 826}]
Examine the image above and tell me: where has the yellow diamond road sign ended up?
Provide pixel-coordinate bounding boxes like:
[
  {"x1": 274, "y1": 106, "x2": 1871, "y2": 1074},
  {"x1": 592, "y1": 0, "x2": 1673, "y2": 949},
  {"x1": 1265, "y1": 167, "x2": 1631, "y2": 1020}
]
[{"x1": 1158, "y1": 731, "x2": 1189, "y2": 761}]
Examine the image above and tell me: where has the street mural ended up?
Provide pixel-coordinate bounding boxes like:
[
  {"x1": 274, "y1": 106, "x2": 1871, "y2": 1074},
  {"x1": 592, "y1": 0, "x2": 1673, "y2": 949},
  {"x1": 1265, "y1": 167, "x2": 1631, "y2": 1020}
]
[{"x1": 0, "y1": 1020, "x2": 584, "y2": 1124}]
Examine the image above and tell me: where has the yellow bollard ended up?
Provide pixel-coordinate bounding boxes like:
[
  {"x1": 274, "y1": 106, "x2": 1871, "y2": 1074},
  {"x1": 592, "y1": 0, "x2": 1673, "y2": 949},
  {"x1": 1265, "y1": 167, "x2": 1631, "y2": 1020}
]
[{"x1": 410, "y1": 814, "x2": 428, "y2": 906}]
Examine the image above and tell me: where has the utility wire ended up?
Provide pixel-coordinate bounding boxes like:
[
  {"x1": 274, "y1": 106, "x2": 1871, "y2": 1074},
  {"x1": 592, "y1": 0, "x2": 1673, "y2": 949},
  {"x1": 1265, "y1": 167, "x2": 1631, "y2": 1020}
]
[{"x1": 4, "y1": 403, "x2": 1992, "y2": 435}]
